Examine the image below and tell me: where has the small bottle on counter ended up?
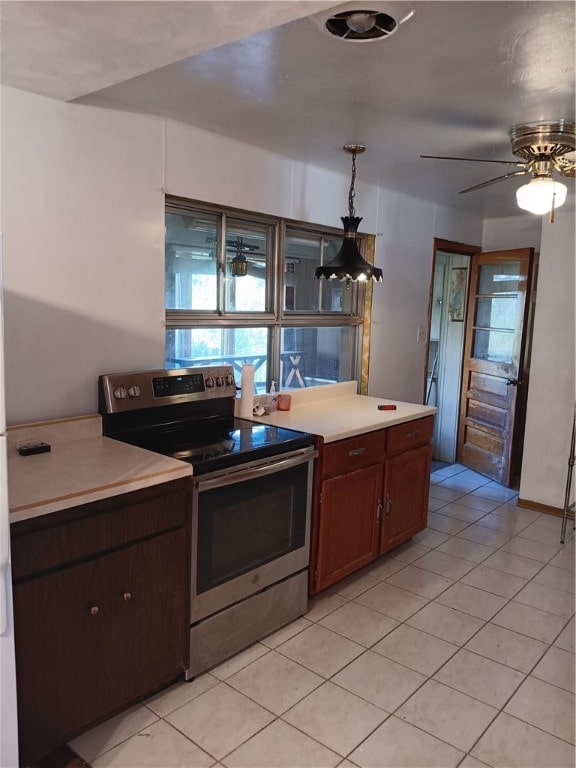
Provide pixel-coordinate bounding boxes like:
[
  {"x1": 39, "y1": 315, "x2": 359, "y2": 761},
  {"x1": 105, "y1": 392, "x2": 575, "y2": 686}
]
[{"x1": 268, "y1": 381, "x2": 278, "y2": 412}]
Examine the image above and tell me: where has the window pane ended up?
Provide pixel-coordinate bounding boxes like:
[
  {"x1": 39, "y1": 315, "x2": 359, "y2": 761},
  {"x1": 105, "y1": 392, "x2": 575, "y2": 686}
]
[
  {"x1": 476, "y1": 297, "x2": 517, "y2": 330},
  {"x1": 280, "y1": 326, "x2": 356, "y2": 389},
  {"x1": 284, "y1": 233, "x2": 321, "y2": 311},
  {"x1": 320, "y1": 237, "x2": 355, "y2": 313},
  {"x1": 473, "y1": 329, "x2": 514, "y2": 363},
  {"x1": 166, "y1": 328, "x2": 269, "y2": 393},
  {"x1": 225, "y1": 219, "x2": 269, "y2": 312},
  {"x1": 166, "y1": 211, "x2": 218, "y2": 310},
  {"x1": 284, "y1": 231, "x2": 356, "y2": 313},
  {"x1": 478, "y1": 262, "x2": 521, "y2": 294}
]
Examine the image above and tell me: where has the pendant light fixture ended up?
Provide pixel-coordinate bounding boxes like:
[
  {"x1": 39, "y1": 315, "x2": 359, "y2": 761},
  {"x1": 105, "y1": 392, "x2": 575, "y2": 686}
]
[
  {"x1": 228, "y1": 236, "x2": 249, "y2": 277},
  {"x1": 315, "y1": 144, "x2": 383, "y2": 283},
  {"x1": 230, "y1": 252, "x2": 248, "y2": 277}
]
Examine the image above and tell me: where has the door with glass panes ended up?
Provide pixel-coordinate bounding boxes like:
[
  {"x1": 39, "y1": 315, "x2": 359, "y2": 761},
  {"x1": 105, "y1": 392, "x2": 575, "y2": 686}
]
[{"x1": 457, "y1": 248, "x2": 534, "y2": 486}]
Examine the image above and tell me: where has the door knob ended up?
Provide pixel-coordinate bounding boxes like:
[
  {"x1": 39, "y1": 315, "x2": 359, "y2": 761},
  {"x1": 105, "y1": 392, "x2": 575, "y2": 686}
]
[{"x1": 505, "y1": 378, "x2": 520, "y2": 387}]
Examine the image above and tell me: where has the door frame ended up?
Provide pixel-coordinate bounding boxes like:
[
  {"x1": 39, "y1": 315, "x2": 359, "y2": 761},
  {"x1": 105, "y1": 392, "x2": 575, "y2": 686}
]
[
  {"x1": 423, "y1": 239, "x2": 481, "y2": 404},
  {"x1": 423, "y1": 240, "x2": 481, "y2": 463}
]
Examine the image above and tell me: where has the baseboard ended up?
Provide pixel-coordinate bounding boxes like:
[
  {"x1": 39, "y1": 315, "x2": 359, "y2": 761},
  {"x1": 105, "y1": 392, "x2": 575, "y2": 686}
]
[{"x1": 517, "y1": 497, "x2": 563, "y2": 517}]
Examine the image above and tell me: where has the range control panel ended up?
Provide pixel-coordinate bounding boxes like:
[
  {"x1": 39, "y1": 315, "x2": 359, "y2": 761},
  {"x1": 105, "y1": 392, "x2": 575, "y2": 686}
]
[{"x1": 99, "y1": 366, "x2": 237, "y2": 414}]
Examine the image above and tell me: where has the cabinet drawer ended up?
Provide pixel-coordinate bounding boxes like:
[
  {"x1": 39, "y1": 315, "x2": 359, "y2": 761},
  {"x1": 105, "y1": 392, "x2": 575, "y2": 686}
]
[
  {"x1": 322, "y1": 430, "x2": 386, "y2": 477},
  {"x1": 11, "y1": 479, "x2": 190, "y2": 582},
  {"x1": 387, "y1": 416, "x2": 434, "y2": 454}
]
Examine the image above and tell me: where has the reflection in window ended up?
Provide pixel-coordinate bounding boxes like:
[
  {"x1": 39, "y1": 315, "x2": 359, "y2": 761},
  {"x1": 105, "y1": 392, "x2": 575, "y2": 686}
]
[
  {"x1": 166, "y1": 211, "x2": 219, "y2": 311},
  {"x1": 166, "y1": 328, "x2": 269, "y2": 393},
  {"x1": 284, "y1": 230, "x2": 356, "y2": 314},
  {"x1": 280, "y1": 327, "x2": 356, "y2": 389},
  {"x1": 224, "y1": 220, "x2": 269, "y2": 313}
]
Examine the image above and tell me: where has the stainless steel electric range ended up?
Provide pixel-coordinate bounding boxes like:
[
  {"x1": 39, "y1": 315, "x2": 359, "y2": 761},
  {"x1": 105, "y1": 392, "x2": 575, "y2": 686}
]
[{"x1": 99, "y1": 365, "x2": 317, "y2": 677}]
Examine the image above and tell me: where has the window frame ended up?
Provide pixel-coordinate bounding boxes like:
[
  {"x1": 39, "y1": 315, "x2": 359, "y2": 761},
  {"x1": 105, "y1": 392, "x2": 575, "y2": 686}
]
[{"x1": 165, "y1": 195, "x2": 370, "y2": 390}]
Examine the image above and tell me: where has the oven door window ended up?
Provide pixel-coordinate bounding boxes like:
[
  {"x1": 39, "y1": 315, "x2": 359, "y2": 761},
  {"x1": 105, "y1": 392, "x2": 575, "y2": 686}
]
[{"x1": 197, "y1": 463, "x2": 308, "y2": 594}]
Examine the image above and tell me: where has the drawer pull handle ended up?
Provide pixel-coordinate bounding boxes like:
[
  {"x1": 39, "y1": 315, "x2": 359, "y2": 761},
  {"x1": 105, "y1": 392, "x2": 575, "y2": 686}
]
[
  {"x1": 89, "y1": 605, "x2": 100, "y2": 616},
  {"x1": 406, "y1": 430, "x2": 420, "y2": 439},
  {"x1": 122, "y1": 592, "x2": 132, "y2": 602},
  {"x1": 349, "y1": 447, "x2": 366, "y2": 457},
  {"x1": 385, "y1": 498, "x2": 392, "y2": 516},
  {"x1": 376, "y1": 499, "x2": 383, "y2": 523}
]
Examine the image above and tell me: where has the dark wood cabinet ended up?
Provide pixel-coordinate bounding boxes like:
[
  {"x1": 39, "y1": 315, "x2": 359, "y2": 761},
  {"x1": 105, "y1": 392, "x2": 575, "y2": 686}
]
[
  {"x1": 310, "y1": 416, "x2": 433, "y2": 595},
  {"x1": 10, "y1": 478, "x2": 191, "y2": 766}
]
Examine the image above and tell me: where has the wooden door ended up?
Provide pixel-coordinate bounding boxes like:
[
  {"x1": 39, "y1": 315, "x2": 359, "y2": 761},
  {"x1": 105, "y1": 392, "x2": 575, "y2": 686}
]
[
  {"x1": 457, "y1": 248, "x2": 534, "y2": 486},
  {"x1": 381, "y1": 444, "x2": 431, "y2": 552},
  {"x1": 315, "y1": 463, "x2": 382, "y2": 592}
]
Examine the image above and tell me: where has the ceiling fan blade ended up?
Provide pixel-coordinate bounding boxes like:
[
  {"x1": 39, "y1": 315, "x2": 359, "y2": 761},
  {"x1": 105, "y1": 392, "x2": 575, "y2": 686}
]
[
  {"x1": 420, "y1": 154, "x2": 523, "y2": 167},
  {"x1": 458, "y1": 170, "x2": 529, "y2": 194},
  {"x1": 553, "y1": 156, "x2": 576, "y2": 177}
]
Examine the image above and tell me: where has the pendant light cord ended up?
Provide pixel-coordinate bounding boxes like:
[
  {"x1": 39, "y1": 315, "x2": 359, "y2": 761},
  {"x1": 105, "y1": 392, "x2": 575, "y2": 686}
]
[{"x1": 348, "y1": 150, "x2": 357, "y2": 217}]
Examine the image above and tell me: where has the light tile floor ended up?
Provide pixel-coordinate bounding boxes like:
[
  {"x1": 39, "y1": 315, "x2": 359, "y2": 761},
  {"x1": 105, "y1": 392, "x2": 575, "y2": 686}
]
[{"x1": 70, "y1": 464, "x2": 575, "y2": 768}]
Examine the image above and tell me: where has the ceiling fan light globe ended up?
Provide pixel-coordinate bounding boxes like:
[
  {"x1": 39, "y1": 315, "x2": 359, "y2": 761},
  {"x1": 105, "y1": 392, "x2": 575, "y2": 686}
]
[{"x1": 516, "y1": 177, "x2": 567, "y2": 215}]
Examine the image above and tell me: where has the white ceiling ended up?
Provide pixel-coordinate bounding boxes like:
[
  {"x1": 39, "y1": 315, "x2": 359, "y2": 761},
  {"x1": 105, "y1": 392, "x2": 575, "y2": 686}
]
[{"x1": 1, "y1": 1, "x2": 574, "y2": 219}]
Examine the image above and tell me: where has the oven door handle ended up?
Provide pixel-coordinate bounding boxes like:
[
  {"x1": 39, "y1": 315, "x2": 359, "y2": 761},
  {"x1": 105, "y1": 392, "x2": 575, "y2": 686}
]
[{"x1": 197, "y1": 448, "x2": 318, "y2": 491}]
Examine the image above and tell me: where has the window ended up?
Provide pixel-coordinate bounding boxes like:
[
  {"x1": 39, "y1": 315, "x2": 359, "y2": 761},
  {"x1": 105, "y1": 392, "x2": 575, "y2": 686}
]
[
  {"x1": 284, "y1": 229, "x2": 355, "y2": 314},
  {"x1": 472, "y1": 262, "x2": 521, "y2": 363},
  {"x1": 165, "y1": 198, "x2": 370, "y2": 393}
]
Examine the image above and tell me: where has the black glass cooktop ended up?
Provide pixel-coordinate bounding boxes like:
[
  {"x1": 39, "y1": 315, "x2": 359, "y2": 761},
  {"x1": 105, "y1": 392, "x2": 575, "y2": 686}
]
[{"x1": 112, "y1": 416, "x2": 314, "y2": 475}]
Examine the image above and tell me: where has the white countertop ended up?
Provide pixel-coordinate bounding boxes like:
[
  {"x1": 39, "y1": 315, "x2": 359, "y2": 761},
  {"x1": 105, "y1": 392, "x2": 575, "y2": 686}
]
[
  {"x1": 8, "y1": 385, "x2": 434, "y2": 522},
  {"x1": 244, "y1": 382, "x2": 436, "y2": 443},
  {"x1": 8, "y1": 433, "x2": 192, "y2": 524}
]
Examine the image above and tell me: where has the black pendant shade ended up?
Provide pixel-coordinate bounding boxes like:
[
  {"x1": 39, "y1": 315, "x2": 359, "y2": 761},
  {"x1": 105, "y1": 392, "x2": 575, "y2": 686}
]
[
  {"x1": 315, "y1": 216, "x2": 383, "y2": 282},
  {"x1": 315, "y1": 144, "x2": 382, "y2": 284}
]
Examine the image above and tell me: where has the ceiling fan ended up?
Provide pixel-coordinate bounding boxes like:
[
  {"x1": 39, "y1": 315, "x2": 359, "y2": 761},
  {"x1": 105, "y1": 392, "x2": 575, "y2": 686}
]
[{"x1": 421, "y1": 120, "x2": 575, "y2": 220}]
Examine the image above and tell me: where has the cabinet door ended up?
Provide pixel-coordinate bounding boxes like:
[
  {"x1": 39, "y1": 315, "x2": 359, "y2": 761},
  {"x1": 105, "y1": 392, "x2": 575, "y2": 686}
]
[
  {"x1": 381, "y1": 444, "x2": 431, "y2": 553},
  {"x1": 315, "y1": 463, "x2": 382, "y2": 592},
  {"x1": 14, "y1": 529, "x2": 187, "y2": 765}
]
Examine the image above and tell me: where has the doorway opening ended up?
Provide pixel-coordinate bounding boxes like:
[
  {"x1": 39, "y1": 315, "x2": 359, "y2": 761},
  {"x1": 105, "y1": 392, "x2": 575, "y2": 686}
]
[
  {"x1": 425, "y1": 239, "x2": 537, "y2": 488},
  {"x1": 424, "y1": 239, "x2": 480, "y2": 464}
]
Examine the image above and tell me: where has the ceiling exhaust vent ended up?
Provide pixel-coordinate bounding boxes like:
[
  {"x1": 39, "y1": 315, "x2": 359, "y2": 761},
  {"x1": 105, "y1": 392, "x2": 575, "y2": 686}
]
[{"x1": 317, "y1": 3, "x2": 414, "y2": 42}]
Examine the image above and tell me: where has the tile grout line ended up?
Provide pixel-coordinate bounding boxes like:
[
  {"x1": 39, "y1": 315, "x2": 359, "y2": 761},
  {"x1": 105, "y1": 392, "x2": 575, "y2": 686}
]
[{"x1": 69, "y1": 471, "x2": 574, "y2": 768}]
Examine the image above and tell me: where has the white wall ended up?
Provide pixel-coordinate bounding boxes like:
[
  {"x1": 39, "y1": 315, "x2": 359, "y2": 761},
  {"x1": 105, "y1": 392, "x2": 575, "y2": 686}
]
[
  {"x1": 518, "y1": 206, "x2": 575, "y2": 509},
  {"x1": 434, "y1": 204, "x2": 483, "y2": 249},
  {"x1": 368, "y1": 193, "x2": 483, "y2": 403},
  {"x1": 1, "y1": 87, "x2": 383, "y2": 424},
  {"x1": 1, "y1": 87, "x2": 166, "y2": 423},
  {"x1": 165, "y1": 121, "x2": 379, "y2": 231},
  {"x1": 483, "y1": 215, "x2": 542, "y2": 252}
]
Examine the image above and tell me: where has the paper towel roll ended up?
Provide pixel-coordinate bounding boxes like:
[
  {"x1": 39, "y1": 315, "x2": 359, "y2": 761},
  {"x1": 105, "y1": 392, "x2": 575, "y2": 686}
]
[{"x1": 239, "y1": 364, "x2": 255, "y2": 417}]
